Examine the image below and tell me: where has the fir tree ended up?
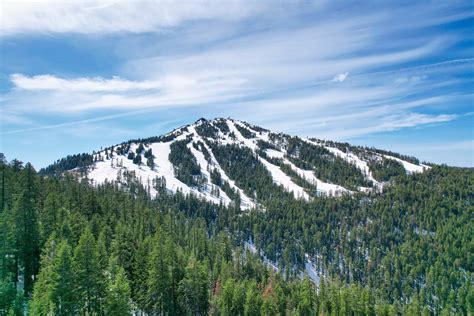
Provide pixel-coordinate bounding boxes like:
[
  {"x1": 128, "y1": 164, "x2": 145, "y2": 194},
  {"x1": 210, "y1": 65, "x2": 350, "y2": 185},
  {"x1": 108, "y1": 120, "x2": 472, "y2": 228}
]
[
  {"x1": 105, "y1": 258, "x2": 131, "y2": 316},
  {"x1": 179, "y1": 256, "x2": 209, "y2": 315},
  {"x1": 50, "y1": 241, "x2": 76, "y2": 315},
  {"x1": 13, "y1": 163, "x2": 39, "y2": 295},
  {"x1": 73, "y1": 228, "x2": 105, "y2": 315}
]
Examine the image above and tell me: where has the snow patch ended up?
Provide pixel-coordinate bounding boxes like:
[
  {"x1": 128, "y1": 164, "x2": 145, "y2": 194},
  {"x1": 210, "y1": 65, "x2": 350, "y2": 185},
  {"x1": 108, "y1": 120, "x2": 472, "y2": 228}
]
[
  {"x1": 383, "y1": 154, "x2": 430, "y2": 174},
  {"x1": 282, "y1": 157, "x2": 350, "y2": 196},
  {"x1": 259, "y1": 157, "x2": 310, "y2": 200}
]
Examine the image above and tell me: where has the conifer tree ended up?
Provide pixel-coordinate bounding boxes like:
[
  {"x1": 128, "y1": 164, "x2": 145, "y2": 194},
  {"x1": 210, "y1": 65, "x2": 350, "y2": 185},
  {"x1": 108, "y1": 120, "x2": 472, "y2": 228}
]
[
  {"x1": 73, "y1": 228, "x2": 105, "y2": 315},
  {"x1": 297, "y1": 277, "x2": 317, "y2": 315},
  {"x1": 146, "y1": 233, "x2": 172, "y2": 314},
  {"x1": 50, "y1": 241, "x2": 76, "y2": 315},
  {"x1": 39, "y1": 191, "x2": 58, "y2": 247},
  {"x1": 30, "y1": 237, "x2": 58, "y2": 315},
  {"x1": 179, "y1": 255, "x2": 209, "y2": 315},
  {"x1": 147, "y1": 156, "x2": 154, "y2": 169},
  {"x1": 105, "y1": 258, "x2": 131, "y2": 316},
  {"x1": 244, "y1": 281, "x2": 262, "y2": 316},
  {"x1": 14, "y1": 163, "x2": 39, "y2": 294}
]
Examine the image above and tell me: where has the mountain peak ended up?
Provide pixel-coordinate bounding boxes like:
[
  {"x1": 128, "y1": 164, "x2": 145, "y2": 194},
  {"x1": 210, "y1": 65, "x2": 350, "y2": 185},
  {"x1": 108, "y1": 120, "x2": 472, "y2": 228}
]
[
  {"x1": 194, "y1": 117, "x2": 208, "y2": 124},
  {"x1": 41, "y1": 118, "x2": 430, "y2": 209}
]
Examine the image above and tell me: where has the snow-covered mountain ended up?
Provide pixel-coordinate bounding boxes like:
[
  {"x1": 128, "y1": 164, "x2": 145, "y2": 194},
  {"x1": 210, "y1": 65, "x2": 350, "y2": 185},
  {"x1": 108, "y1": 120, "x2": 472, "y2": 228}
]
[{"x1": 42, "y1": 118, "x2": 430, "y2": 209}]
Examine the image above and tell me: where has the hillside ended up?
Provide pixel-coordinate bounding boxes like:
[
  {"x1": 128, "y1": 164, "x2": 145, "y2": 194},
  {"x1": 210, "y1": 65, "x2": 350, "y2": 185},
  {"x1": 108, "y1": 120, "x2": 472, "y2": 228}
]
[
  {"x1": 1, "y1": 119, "x2": 471, "y2": 315},
  {"x1": 41, "y1": 118, "x2": 430, "y2": 209}
]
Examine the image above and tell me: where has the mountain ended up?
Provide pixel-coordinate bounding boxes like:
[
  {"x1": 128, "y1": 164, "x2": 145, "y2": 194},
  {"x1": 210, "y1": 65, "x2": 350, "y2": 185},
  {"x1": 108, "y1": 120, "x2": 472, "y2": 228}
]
[
  {"x1": 41, "y1": 117, "x2": 430, "y2": 209},
  {"x1": 2, "y1": 118, "x2": 472, "y2": 314}
]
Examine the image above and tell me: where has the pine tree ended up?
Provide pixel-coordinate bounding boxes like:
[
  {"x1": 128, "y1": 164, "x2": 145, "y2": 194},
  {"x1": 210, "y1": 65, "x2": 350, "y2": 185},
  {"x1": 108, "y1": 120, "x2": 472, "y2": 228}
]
[
  {"x1": 297, "y1": 277, "x2": 316, "y2": 315},
  {"x1": 39, "y1": 191, "x2": 58, "y2": 247},
  {"x1": 133, "y1": 154, "x2": 142, "y2": 165},
  {"x1": 179, "y1": 255, "x2": 209, "y2": 315},
  {"x1": 147, "y1": 156, "x2": 154, "y2": 169},
  {"x1": 73, "y1": 228, "x2": 105, "y2": 315},
  {"x1": 30, "y1": 237, "x2": 58, "y2": 315},
  {"x1": 146, "y1": 232, "x2": 172, "y2": 314},
  {"x1": 50, "y1": 241, "x2": 76, "y2": 315},
  {"x1": 105, "y1": 259, "x2": 131, "y2": 316},
  {"x1": 13, "y1": 163, "x2": 39, "y2": 295},
  {"x1": 244, "y1": 281, "x2": 262, "y2": 316},
  {"x1": 0, "y1": 205, "x2": 16, "y2": 283},
  {"x1": 97, "y1": 230, "x2": 108, "y2": 272},
  {"x1": 131, "y1": 236, "x2": 151, "y2": 310}
]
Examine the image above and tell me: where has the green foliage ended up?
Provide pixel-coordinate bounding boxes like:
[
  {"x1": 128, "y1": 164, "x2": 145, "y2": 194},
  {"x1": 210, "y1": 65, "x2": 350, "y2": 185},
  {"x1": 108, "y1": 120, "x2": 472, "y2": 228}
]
[
  {"x1": 193, "y1": 141, "x2": 211, "y2": 161},
  {"x1": 210, "y1": 168, "x2": 222, "y2": 186},
  {"x1": 132, "y1": 153, "x2": 142, "y2": 165},
  {"x1": 196, "y1": 121, "x2": 220, "y2": 138},
  {"x1": 235, "y1": 124, "x2": 256, "y2": 139},
  {"x1": 287, "y1": 137, "x2": 371, "y2": 189},
  {"x1": 214, "y1": 119, "x2": 230, "y2": 134},
  {"x1": 169, "y1": 139, "x2": 202, "y2": 186},
  {"x1": 256, "y1": 139, "x2": 278, "y2": 151},
  {"x1": 0, "y1": 280, "x2": 24, "y2": 315},
  {"x1": 73, "y1": 228, "x2": 105, "y2": 314},
  {"x1": 210, "y1": 143, "x2": 293, "y2": 202},
  {"x1": 0, "y1": 153, "x2": 470, "y2": 315},
  {"x1": 242, "y1": 165, "x2": 473, "y2": 314},
  {"x1": 105, "y1": 261, "x2": 131, "y2": 316},
  {"x1": 135, "y1": 143, "x2": 144, "y2": 155},
  {"x1": 13, "y1": 163, "x2": 40, "y2": 294},
  {"x1": 39, "y1": 153, "x2": 93, "y2": 176},
  {"x1": 146, "y1": 156, "x2": 154, "y2": 169},
  {"x1": 368, "y1": 157, "x2": 406, "y2": 181},
  {"x1": 144, "y1": 148, "x2": 153, "y2": 159},
  {"x1": 179, "y1": 256, "x2": 209, "y2": 314}
]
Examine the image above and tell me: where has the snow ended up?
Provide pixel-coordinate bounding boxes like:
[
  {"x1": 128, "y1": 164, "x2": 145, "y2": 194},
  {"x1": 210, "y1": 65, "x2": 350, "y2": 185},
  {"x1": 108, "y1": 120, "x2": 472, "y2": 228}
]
[
  {"x1": 84, "y1": 118, "x2": 428, "y2": 209},
  {"x1": 188, "y1": 125, "x2": 256, "y2": 210},
  {"x1": 259, "y1": 157, "x2": 310, "y2": 200},
  {"x1": 265, "y1": 149, "x2": 285, "y2": 159},
  {"x1": 282, "y1": 157, "x2": 350, "y2": 196},
  {"x1": 304, "y1": 139, "x2": 380, "y2": 188},
  {"x1": 187, "y1": 137, "x2": 232, "y2": 205},
  {"x1": 266, "y1": 148, "x2": 350, "y2": 197},
  {"x1": 88, "y1": 141, "x2": 230, "y2": 206},
  {"x1": 228, "y1": 120, "x2": 310, "y2": 200},
  {"x1": 327, "y1": 146, "x2": 377, "y2": 183},
  {"x1": 264, "y1": 145, "x2": 350, "y2": 196},
  {"x1": 244, "y1": 241, "x2": 258, "y2": 255},
  {"x1": 304, "y1": 260, "x2": 321, "y2": 285},
  {"x1": 383, "y1": 154, "x2": 430, "y2": 174},
  {"x1": 227, "y1": 120, "x2": 258, "y2": 150},
  {"x1": 244, "y1": 241, "x2": 279, "y2": 272}
]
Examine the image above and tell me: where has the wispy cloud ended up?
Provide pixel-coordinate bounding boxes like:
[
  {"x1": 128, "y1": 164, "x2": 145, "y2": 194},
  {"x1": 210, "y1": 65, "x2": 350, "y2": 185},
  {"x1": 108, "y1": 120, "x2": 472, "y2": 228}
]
[
  {"x1": 1, "y1": 1, "x2": 472, "y2": 167},
  {"x1": 0, "y1": 0, "x2": 269, "y2": 36},
  {"x1": 11, "y1": 74, "x2": 160, "y2": 92},
  {"x1": 332, "y1": 73, "x2": 349, "y2": 82}
]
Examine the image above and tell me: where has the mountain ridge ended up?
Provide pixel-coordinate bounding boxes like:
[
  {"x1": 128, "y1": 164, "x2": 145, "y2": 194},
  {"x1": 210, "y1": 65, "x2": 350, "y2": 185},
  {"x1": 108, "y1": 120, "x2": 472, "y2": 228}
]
[{"x1": 40, "y1": 118, "x2": 431, "y2": 208}]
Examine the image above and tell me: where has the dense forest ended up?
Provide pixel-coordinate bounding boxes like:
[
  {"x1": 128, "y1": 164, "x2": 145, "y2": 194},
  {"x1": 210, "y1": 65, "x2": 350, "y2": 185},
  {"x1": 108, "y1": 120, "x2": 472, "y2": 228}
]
[{"x1": 0, "y1": 149, "x2": 472, "y2": 315}]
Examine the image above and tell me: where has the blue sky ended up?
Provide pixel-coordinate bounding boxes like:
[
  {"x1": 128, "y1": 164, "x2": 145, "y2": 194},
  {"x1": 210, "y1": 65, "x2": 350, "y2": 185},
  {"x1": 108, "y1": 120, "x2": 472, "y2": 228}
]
[{"x1": 0, "y1": 0, "x2": 473, "y2": 168}]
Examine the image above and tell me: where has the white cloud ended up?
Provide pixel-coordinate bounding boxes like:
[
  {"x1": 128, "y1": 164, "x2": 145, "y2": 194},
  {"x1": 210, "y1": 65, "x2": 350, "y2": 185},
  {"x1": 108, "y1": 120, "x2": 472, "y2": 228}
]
[
  {"x1": 332, "y1": 72, "x2": 348, "y2": 82},
  {"x1": 2, "y1": 0, "x2": 471, "y2": 160},
  {"x1": 11, "y1": 74, "x2": 160, "y2": 92},
  {"x1": 395, "y1": 75, "x2": 426, "y2": 84},
  {"x1": 0, "y1": 0, "x2": 270, "y2": 36},
  {"x1": 6, "y1": 72, "x2": 249, "y2": 113}
]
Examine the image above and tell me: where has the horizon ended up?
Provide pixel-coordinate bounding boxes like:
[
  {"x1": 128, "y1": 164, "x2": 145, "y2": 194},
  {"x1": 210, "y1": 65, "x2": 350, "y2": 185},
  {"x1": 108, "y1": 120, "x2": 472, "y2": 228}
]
[{"x1": 1, "y1": 1, "x2": 473, "y2": 168}]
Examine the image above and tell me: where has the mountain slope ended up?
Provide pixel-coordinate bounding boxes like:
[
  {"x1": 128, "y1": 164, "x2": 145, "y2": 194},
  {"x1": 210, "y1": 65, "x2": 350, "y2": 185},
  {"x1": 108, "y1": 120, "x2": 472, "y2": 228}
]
[
  {"x1": 41, "y1": 118, "x2": 430, "y2": 208},
  {"x1": 7, "y1": 119, "x2": 471, "y2": 314}
]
